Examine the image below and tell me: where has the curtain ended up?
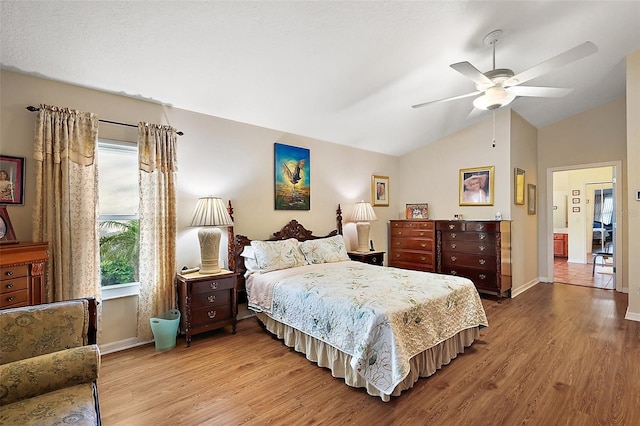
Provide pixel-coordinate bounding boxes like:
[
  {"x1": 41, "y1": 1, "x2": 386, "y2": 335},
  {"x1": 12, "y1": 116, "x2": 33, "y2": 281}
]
[
  {"x1": 136, "y1": 123, "x2": 178, "y2": 342},
  {"x1": 32, "y1": 104, "x2": 101, "y2": 303}
]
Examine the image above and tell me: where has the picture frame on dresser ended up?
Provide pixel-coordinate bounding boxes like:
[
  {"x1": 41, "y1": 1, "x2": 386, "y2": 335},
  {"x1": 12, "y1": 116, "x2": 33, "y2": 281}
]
[
  {"x1": 405, "y1": 203, "x2": 428, "y2": 219},
  {"x1": 459, "y1": 166, "x2": 494, "y2": 206},
  {"x1": 0, "y1": 206, "x2": 18, "y2": 244},
  {"x1": 0, "y1": 155, "x2": 25, "y2": 205}
]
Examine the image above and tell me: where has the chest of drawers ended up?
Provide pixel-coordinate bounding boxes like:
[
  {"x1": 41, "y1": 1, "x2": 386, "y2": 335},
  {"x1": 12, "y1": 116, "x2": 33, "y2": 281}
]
[
  {"x1": 388, "y1": 220, "x2": 436, "y2": 272},
  {"x1": 0, "y1": 242, "x2": 49, "y2": 309},
  {"x1": 176, "y1": 270, "x2": 238, "y2": 347},
  {"x1": 436, "y1": 220, "x2": 511, "y2": 297}
]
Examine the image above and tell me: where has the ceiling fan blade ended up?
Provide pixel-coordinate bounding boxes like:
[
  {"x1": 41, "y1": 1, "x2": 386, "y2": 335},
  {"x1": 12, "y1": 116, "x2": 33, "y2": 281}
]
[
  {"x1": 466, "y1": 107, "x2": 485, "y2": 119},
  {"x1": 450, "y1": 62, "x2": 494, "y2": 86},
  {"x1": 412, "y1": 91, "x2": 480, "y2": 109},
  {"x1": 504, "y1": 41, "x2": 598, "y2": 87},
  {"x1": 508, "y1": 86, "x2": 574, "y2": 98}
]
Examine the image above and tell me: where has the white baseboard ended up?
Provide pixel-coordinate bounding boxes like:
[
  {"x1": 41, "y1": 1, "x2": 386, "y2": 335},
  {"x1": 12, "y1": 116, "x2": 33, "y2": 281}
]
[
  {"x1": 625, "y1": 308, "x2": 640, "y2": 322},
  {"x1": 511, "y1": 278, "x2": 540, "y2": 298},
  {"x1": 99, "y1": 337, "x2": 152, "y2": 355}
]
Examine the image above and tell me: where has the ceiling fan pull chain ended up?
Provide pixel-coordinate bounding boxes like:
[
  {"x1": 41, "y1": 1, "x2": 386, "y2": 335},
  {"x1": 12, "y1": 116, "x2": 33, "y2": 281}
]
[{"x1": 492, "y1": 110, "x2": 496, "y2": 148}]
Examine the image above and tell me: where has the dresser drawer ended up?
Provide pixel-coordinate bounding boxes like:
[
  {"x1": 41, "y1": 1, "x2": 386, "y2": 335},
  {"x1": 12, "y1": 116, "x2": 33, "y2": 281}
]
[
  {"x1": 389, "y1": 260, "x2": 435, "y2": 272},
  {"x1": 390, "y1": 238, "x2": 434, "y2": 251},
  {"x1": 389, "y1": 250, "x2": 435, "y2": 266},
  {"x1": 390, "y1": 220, "x2": 433, "y2": 230},
  {"x1": 441, "y1": 253, "x2": 497, "y2": 271},
  {"x1": 440, "y1": 240, "x2": 496, "y2": 255},
  {"x1": 0, "y1": 264, "x2": 29, "y2": 281},
  {"x1": 440, "y1": 267, "x2": 498, "y2": 290},
  {"x1": 0, "y1": 289, "x2": 29, "y2": 308},
  {"x1": 464, "y1": 222, "x2": 500, "y2": 233},
  {"x1": 191, "y1": 276, "x2": 235, "y2": 294},
  {"x1": 190, "y1": 304, "x2": 233, "y2": 328},
  {"x1": 191, "y1": 289, "x2": 231, "y2": 309},
  {"x1": 440, "y1": 231, "x2": 496, "y2": 244},
  {"x1": 0, "y1": 277, "x2": 29, "y2": 295}
]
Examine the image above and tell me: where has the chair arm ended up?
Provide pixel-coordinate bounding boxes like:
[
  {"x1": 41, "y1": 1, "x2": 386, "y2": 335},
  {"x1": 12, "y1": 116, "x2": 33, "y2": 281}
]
[{"x1": 0, "y1": 344, "x2": 100, "y2": 405}]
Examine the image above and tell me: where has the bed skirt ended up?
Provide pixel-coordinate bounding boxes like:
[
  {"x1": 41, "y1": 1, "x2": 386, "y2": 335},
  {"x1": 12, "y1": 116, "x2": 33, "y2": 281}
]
[{"x1": 255, "y1": 312, "x2": 480, "y2": 402}]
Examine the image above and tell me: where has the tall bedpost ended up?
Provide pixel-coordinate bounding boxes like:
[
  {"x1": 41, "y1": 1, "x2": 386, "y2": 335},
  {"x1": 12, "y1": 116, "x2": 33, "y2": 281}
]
[
  {"x1": 227, "y1": 200, "x2": 235, "y2": 272},
  {"x1": 337, "y1": 204, "x2": 343, "y2": 235}
]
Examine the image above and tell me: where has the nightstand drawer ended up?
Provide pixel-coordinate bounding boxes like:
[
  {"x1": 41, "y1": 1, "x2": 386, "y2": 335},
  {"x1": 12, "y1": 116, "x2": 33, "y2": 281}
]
[
  {"x1": 0, "y1": 289, "x2": 29, "y2": 308},
  {"x1": 191, "y1": 277, "x2": 235, "y2": 294},
  {"x1": 190, "y1": 304, "x2": 232, "y2": 328},
  {"x1": 1, "y1": 277, "x2": 29, "y2": 294},
  {"x1": 191, "y1": 290, "x2": 231, "y2": 309},
  {"x1": 1, "y1": 264, "x2": 29, "y2": 281}
]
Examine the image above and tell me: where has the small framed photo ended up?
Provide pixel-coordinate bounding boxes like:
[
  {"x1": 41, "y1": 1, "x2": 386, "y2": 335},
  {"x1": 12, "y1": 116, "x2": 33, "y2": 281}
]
[
  {"x1": 460, "y1": 166, "x2": 494, "y2": 206},
  {"x1": 527, "y1": 184, "x2": 537, "y2": 215},
  {"x1": 572, "y1": 197, "x2": 580, "y2": 204},
  {"x1": 572, "y1": 189, "x2": 580, "y2": 196},
  {"x1": 573, "y1": 206, "x2": 581, "y2": 213},
  {"x1": 372, "y1": 175, "x2": 389, "y2": 207},
  {"x1": 406, "y1": 203, "x2": 429, "y2": 219},
  {"x1": 514, "y1": 168, "x2": 525, "y2": 205},
  {"x1": 0, "y1": 155, "x2": 25, "y2": 205}
]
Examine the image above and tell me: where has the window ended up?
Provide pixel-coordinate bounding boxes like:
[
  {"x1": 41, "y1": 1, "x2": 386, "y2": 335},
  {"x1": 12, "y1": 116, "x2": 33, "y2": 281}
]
[
  {"x1": 97, "y1": 140, "x2": 139, "y2": 288},
  {"x1": 594, "y1": 188, "x2": 614, "y2": 225}
]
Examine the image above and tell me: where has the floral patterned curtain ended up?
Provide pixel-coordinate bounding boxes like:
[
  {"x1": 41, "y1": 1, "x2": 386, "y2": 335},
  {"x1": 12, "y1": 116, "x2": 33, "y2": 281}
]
[
  {"x1": 32, "y1": 104, "x2": 101, "y2": 303},
  {"x1": 136, "y1": 123, "x2": 178, "y2": 342}
]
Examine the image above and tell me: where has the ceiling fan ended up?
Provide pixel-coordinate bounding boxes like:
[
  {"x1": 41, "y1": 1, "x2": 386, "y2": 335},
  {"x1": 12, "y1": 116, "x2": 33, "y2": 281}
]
[{"x1": 412, "y1": 30, "x2": 598, "y2": 112}]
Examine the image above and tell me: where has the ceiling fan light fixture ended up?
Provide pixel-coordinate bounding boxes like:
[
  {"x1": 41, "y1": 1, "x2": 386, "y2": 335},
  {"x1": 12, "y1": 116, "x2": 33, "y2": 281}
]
[{"x1": 473, "y1": 87, "x2": 516, "y2": 110}]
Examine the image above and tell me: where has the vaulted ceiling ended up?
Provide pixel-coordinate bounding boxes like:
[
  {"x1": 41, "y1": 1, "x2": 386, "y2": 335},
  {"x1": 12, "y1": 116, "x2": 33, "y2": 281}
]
[{"x1": 2, "y1": 1, "x2": 638, "y2": 156}]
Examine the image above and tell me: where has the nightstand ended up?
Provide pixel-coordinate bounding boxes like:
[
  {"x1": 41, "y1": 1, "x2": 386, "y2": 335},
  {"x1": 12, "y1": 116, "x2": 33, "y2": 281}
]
[
  {"x1": 347, "y1": 251, "x2": 385, "y2": 266},
  {"x1": 176, "y1": 269, "x2": 238, "y2": 347}
]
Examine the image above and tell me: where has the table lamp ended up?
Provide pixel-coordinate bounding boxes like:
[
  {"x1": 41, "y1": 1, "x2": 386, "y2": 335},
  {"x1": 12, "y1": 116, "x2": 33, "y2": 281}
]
[
  {"x1": 190, "y1": 197, "x2": 234, "y2": 274},
  {"x1": 352, "y1": 201, "x2": 377, "y2": 253}
]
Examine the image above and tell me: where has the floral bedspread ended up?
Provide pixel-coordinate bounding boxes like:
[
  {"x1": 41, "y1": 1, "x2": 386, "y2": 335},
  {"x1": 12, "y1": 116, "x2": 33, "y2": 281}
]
[{"x1": 247, "y1": 261, "x2": 488, "y2": 395}]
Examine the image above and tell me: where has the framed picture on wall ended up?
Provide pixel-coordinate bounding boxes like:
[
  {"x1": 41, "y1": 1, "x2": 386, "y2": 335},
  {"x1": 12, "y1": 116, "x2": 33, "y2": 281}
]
[
  {"x1": 372, "y1": 175, "x2": 389, "y2": 206},
  {"x1": 0, "y1": 155, "x2": 25, "y2": 205},
  {"x1": 527, "y1": 184, "x2": 537, "y2": 215},
  {"x1": 514, "y1": 168, "x2": 525, "y2": 205},
  {"x1": 459, "y1": 166, "x2": 494, "y2": 206},
  {"x1": 274, "y1": 143, "x2": 310, "y2": 210}
]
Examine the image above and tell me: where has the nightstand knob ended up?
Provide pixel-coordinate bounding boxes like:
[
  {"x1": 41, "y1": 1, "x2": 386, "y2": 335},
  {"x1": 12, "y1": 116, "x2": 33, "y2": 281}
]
[
  {"x1": 207, "y1": 295, "x2": 216, "y2": 303},
  {"x1": 210, "y1": 282, "x2": 218, "y2": 290},
  {"x1": 6, "y1": 284, "x2": 13, "y2": 289},
  {"x1": 207, "y1": 310, "x2": 217, "y2": 319},
  {"x1": 7, "y1": 296, "x2": 15, "y2": 302},
  {"x1": 5, "y1": 271, "x2": 13, "y2": 276},
  {"x1": 371, "y1": 257, "x2": 378, "y2": 263}
]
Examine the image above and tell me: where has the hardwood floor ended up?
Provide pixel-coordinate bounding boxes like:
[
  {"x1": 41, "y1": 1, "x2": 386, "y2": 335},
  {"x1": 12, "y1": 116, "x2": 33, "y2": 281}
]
[{"x1": 99, "y1": 284, "x2": 640, "y2": 425}]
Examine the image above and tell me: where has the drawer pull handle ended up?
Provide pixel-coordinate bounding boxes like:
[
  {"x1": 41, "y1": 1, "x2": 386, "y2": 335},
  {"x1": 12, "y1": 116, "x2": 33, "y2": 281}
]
[
  {"x1": 479, "y1": 234, "x2": 486, "y2": 240},
  {"x1": 419, "y1": 232, "x2": 424, "y2": 236},
  {"x1": 478, "y1": 259, "x2": 486, "y2": 265},
  {"x1": 450, "y1": 256, "x2": 457, "y2": 262},
  {"x1": 210, "y1": 282, "x2": 218, "y2": 290},
  {"x1": 450, "y1": 243, "x2": 457, "y2": 249},
  {"x1": 396, "y1": 254, "x2": 401, "y2": 258},
  {"x1": 479, "y1": 245, "x2": 486, "y2": 251},
  {"x1": 5, "y1": 271, "x2": 13, "y2": 277},
  {"x1": 7, "y1": 296, "x2": 15, "y2": 302},
  {"x1": 6, "y1": 284, "x2": 14, "y2": 289},
  {"x1": 420, "y1": 243, "x2": 426, "y2": 247},
  {"x1": 479, "y1": 274, "x2": 486, "y2": 280},
  {"x1": 451, "y1": 233, "x2": 457, "y2": 239},
  {"x1": 208, "y1": 310, "x2": 217, "y2": 319},
  {"x1": 449, "y1": 224, "x2": 455, "y2": 230},
  {"x1": 396, "y1": 242, "x2": 401, "y2": 246},
  {"x1": 478, "y1": 225, "x2": 485, "y2": 230},
  {"x1": 398, "y1": 231, "x2": 403, "y2": 235},
  {"x1": 451, "y1": 270, "x2": 457, "y2": 275},
  {"x1": 207, "y1": 295, "x2": 216, "y2": 303},
  {"x1": 420, "y1": 257, "x2": 426, "y2": 261}
]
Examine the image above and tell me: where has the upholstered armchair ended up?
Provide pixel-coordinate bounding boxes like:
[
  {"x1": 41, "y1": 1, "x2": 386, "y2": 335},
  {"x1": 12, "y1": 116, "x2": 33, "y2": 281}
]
[{"x1": 0, "y1": 298, "x2": 101, "y2": 425}]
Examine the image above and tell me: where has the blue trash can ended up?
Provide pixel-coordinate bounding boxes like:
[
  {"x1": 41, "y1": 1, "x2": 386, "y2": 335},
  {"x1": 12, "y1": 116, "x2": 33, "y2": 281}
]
[{"x1": 150, "y1": 309, "x2": 181, "y2": 351}]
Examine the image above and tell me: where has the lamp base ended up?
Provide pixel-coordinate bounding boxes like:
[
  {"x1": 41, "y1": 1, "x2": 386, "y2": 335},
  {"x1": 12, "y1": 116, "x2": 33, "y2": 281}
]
[
  {"x1": 356, "y1": 222, "x2": 370, "y2": 253},
  {"x1": 198, "y1": 227, "x2": 222, "y2": 274}
]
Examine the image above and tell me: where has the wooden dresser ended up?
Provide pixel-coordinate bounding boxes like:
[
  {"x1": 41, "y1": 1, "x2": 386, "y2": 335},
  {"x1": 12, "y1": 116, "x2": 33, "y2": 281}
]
[
  {"x1": 436, "y1": 221, "x2": 511, "y2": 298},
  {"x1": 388, "y1": 220, "x2": 436, "y2": 272},
  {"x1": 176, "y1": 269, "x2": 238, "y2": 347},
  {"x1": 0, "y1": 242, "x2": 49, "y2": 309}
]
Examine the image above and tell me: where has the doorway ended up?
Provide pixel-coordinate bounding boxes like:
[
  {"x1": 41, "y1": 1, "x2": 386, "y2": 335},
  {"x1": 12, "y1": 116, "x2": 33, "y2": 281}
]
[{"x1": 549, "y1": 164, "x2": 620, "y2": 290}]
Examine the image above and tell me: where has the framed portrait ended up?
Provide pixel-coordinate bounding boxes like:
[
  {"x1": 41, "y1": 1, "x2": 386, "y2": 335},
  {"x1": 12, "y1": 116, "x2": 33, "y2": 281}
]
[
  {"x1": 573, "y1": 206, "x2": 581, "y2": 213},
  {"x1": 406, "y1": 203, "x2": 429, "y2": 219},
  {"x1": 572, "y1": 189, "x2": 580, "y2": 196},
  {"x1": 572, "y1": 197, "x2": 580, "y2": 204},
  {"x1": 371, "y1": 175, "x2": 389, "y2": 206},
  {"x1": 459, "y1": 166, "x2": 494, "y2": 206},
  {"x1": 0, "y1": 206, "x2": 18, "y2": 244},
  {"x1": 527, "y1": 184, "x2": 537, "y2": 215},
  {"x1": 0, "y1": 155, "x2": 25, "y2": 205},
  {"x1": 274, "y1": 143, "x2": 310, "y2": 210},
  {"x1": 514, "y1": 168, "x2": 525, "y2": 205}
]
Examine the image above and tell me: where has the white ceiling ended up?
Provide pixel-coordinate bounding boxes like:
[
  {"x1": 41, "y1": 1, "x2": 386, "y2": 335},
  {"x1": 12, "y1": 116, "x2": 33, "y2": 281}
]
[{"x1": 2, "y1": 1, "x2": 639, "y2": 156}]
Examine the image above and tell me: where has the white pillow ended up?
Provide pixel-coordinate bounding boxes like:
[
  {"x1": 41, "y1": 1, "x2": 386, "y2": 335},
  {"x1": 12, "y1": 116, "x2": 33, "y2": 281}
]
[
  {"x1": 250, "y1": 238, "x2": 307, "y2": 272},
  {"x1": 240, "y1": 245, "x2": 260, "y2": 272},
  {"x1": 299, "y1": 235, "x2": 349, "y2": 264}
]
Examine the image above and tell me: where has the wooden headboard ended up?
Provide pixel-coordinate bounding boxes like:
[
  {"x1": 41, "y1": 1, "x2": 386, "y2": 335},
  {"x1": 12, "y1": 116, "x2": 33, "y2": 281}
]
[{"x1": 230, "y1": 204, "x2": 343, "y2": 295}]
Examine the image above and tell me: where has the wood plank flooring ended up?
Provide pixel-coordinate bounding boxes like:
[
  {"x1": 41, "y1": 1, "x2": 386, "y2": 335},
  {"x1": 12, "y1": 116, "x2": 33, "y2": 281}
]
[{"x1": 98, "y1": 283, "x2": 640, "y2": 425}]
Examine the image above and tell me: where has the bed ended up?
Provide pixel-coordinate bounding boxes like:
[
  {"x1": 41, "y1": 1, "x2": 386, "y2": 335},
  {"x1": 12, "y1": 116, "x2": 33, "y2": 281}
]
[{"x1": 232, "y1": 206, "x2": 488, "y2": 401}]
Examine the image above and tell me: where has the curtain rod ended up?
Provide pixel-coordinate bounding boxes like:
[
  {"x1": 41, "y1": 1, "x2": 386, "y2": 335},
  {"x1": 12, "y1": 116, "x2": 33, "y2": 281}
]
[{"x1": 26, "y1": 106, "x2": 184, "y2": 136}]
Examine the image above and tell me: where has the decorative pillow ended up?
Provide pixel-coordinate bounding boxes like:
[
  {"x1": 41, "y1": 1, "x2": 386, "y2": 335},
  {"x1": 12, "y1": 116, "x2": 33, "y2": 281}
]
[
  {"x1": 240, "y1": 245, "x2": 260, "y2": 272},
  {"x1": 299, "y1": 235, "x2": 350, "y2": 264},
  {"x1": 250, "y1": 238, "x2": 307, "y2": 272}
]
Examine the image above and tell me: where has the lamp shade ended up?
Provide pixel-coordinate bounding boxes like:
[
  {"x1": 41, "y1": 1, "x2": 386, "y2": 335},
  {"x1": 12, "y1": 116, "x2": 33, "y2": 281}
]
[
  {"x1": 352, "y1": 201, "x2": 377, "y2": 222},
  {"x1": 189, "y1": 197, "x2": 233, "y2": 227}
]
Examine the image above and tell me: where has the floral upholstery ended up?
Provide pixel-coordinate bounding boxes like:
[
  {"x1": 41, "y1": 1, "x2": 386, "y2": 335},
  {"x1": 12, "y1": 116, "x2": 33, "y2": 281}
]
[{"x1": 0, "y1": 299, "x2": 100, "y2": 425}]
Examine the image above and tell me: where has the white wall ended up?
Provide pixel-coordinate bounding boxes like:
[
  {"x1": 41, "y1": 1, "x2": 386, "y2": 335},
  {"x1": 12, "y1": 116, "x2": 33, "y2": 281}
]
[{"x1": 626, "y1": 50, "x2": 640, "y2": 319}]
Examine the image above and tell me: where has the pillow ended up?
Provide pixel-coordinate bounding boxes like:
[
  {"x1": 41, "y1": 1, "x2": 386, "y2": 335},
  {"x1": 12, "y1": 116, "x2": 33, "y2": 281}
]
[
  {"x1": 250, "y1": 238, "x2": 307, "y2": 272},
  {"x1": 299, "y1": 235, "x2": 349, "y2": 264},
  {"x1": 240, "y1": 245, "x2": 260, "y2": 272}
]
